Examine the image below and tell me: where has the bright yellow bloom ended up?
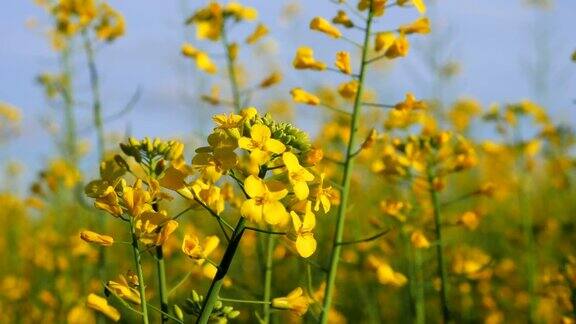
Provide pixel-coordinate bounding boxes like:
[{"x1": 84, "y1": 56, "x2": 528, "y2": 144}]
[
  {"x1": 241, "y1": 175, "x2": 289, "y2": 225},
  {"x1": 238, "y1": 124, "x2": 286, "y2": 165},
  {"x1": 385, "y1": 34, "x2": 410, "y2": 59},
  {"x1": 410, "y1": 230, "x2": 430, "y2": 249},
  {"x1": 181, "y1": 43, "x2": 218, "y2": 74},
  {"x1": 394, "y1": 93, "x2": 427, "y2": 110},
  {"x1": 86, "y1": 294, "x2": 120, "y2": 322},
  {"x1": 192, "y1": 148, "x2": 238, "y2": 183},
  {"x1": 311, "y1": 173, "x2": 335, "y2": 213},
  {"x1": 134, "y1": 211, "x2": 179, "y2": 246},
  {"x1": 332, "y1": 10, "x2": 353, "y2": 28},
  {"x1": 182, "y1": 234, "x2": 220, "y2": 265},
  {"x1": 292, "y1": 47, "x2": 326, "y2": 70},
  {"x1": 272, "y1": 287, "x2": 310, "y2": 316},
  {"x1": 290, "y1": 88, "x2": 320, "y2": 106},
  {"x1": 309, "y1": 17, "x2": 341, "y2": 38},
  {"x1": 225, "y1": 2, "x2": 258, "y2": 21},
  {"x1": 397, "y1": 0, "x2": 427, "y2": 15},
  {"x1": 246, "y1": 23, "x2": 268, "y2": 44},
  {"x1": 398, "y1": 17, "x2": 431, "y2": 35},
  {"x1": 335, "y1": 51, "x2": 351, "y2": 74},
  {"x1": 337, "y1": 80, "x2": 359, "y2": 99},
  {"x1": 290, "y1": 202, "x2": 317, "y2": 258},
  {"x1": 374, "y1": 32, "x2": 396, "y2": 52},
  {"x1": 191, "y1": 179, "x2": 226, "y2": 214},
  {"x1": 80, "y1": 230, "x2": 114, "y2": 247},
  {"x1": 94, "y1": 186, "x2": 123, "y2": 217},
  {"x1": 123, "y1": 179, "x2": 152, "y2": 217},
  {"x1": 283, "y1": 152, "x2": 315, "y2": 200},
  {"x1": 106, "y1": 275, "x2": 140, "y2": 305}
]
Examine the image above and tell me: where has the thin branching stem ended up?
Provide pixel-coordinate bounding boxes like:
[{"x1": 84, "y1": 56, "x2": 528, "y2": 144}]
[{"x1": 320, "y1": 2, "x2": 375, "y2": 322}]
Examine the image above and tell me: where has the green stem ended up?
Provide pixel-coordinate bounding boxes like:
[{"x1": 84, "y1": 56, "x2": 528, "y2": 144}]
[
  {"x1": 414, "y1": 248, "x2": 426, "y2": 324},
  {"x1": 129, "y1": 217, "x2": 150, "y2": 324},
  {"x1": 218, "y1": 297, "x2": 271, "y2": 305},
  {"x1": 319, "y1": 4, "x2": 375, "y2": 323},
  {"x1": 427, "y1": 166, "x2": 451, "y2": 323},
  {"x1": 156, "y1": 245, "x2": 169, "y2": 323},
  {"x1": 82, "y1": 31, "x2": 108, "y2": 286},
  {"x1": 60, "y1": 44, "x2": 78, "y2": 164},
  {"x1": 221, "y1": 21, "x2": 241, "y2": 113},
  {"x1": 263, "y1": 232, "x2": 275, "y2": 324},
  {"x1": 196, "y1": 217, "x2": 246, "y2": 324}
]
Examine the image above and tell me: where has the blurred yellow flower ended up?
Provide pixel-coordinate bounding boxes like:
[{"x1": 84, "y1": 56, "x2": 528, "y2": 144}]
[
  {"x1": 293, "y1": 47, "x2": 326, "y2": 70},
  {"x1": 290, "y1": 88, "x2": 320, "y2": 106},
  {"x1": 335, "y1": 51, "x2": 352, "y2": 74},
  {"x1": 398, "y1": 17, "x2": 431, "y2": 35},
  {"x1": 246, "y1": 23, "x2": 268, "y2": 44},
  {"x1": 290, "y1": 202, "x2": 317, "y2": 258},
  {"x1": 86, "y1": 294, "x2": 120, "y2": 322},
  {"x1": 272, "y1": 287, "x2": 310, "y2": 316},
  {"x1": 80, "y1": 230, "x2": 114, "y2": 247},
  {"x1": 309, "y1": 17, "x2": 341, "y2": 38}
]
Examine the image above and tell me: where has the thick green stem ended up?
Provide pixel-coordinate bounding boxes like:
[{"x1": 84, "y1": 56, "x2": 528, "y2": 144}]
[
  {"x1": 129, "y1": 218, "x2": 150, "y2": 324},
  {"x1": 427, "y1": 167, "x2": 451, "y2": 322},
  {"x1": 197, "y1": 218, "x2": 246, "y2": 324},
  {"x1": 414, "y1": 248, "x2": 426, "y2": 324},
  {"x1": 221, "y1": 21, "x2": 241, "y2": 113},
  {"x1": 319, "y1": 4, "x2": 375, "y2": 323},
  {"x1": 262, "y1": 232, "x2": 275, "y2": 323},
  {"x1": 156, "y1": 246, "x2": 169, "y2": 323}
]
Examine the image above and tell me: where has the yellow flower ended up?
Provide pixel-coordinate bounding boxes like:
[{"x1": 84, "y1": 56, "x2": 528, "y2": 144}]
[
  {"x1": 332, "y1": 10, "x2": 353, "y2": 28},
  {"x1": 374, "y1": 32, "x2": 396, "y2": 52},
  {"x1": 182, "y1": 234, "x2": 220, "y2": 265},
  {"x1": 192, "y1": 148, "x2": 238, "y2": 183},
  {"x1": 134, "y1": 210, "x2": 179, "y2": 246},
  {"x1": 410, "y1": 230, "x2": 430, "y2": 249},
  {"x1": 367, "y1": 256, "x2": 407, "y2": 287},
  {"x1": 93, "y1": 186, "x2": 123, "y2": 217},
  {"x1": 246, "y1": 23, "x2": 268, "y2": 44},
  {"x1": 309, "y1": 17, "x2": 341, "y2": 38},
  {"x1": 398, "y1": 17, "x2": 431, "y2": 35},
  {"x1": 80, "y1": 230, "x2": 114, "y2": 247},
  {"x1": 337, "y1": 80, "x2": 359, "y2": 99},
  {"x1": 238, "y1": 124, "x2": 286, "y2": 165},
  {"x1": 397, "y1": 0, "x2": 427, "y2": 15},
  {"x1": 181, "y1": 43, "x2": 218, "y2": 74},
  {"x1": 292, "y1": 47, "x2": 326, "y2": 70},
  {"x1": 290, "y1": 88, "x2": 320, "y2": 106},
  {"x1": 86, "y1": 294, "x2": 120, "y2": 322},
  {"x1": 123, "y1": 179, "x2": 152, "y2": 217},
  {"x1": 94, "y1": 3, "x2": 125, "y2": 42},
  {"x1": 106, "y1": 276, "x2": 140, "y2": 305},
  {"x1": 457, "y1": 211, "x2": 480, "y2": 231},
  {"x1": 394, "y1": 93, "x2": 427, "y2": 110},
  {"x1": 311, "y1": 173, "x2": 335, "y2": 213},
  {"x1": 191, "y1": 179, "x2": 225, "y2": 214},
  {"x1": 241, "y1": 175, "x2": 289, "y2": 225},
  {"x1": 290, "y1": 202, "x2": 317, "y2": 258},
  {"x1": 385, "y1": 34, "x2": 410, "y2": 59},
  {"x1": 335, "y1": 51, "x2": 351, "y2": 74},
  {"x1": 357, "y1": 0, "x2": 387, "y2": 16},
  {"x1": 283, "y1": 152, "x2": 315, "y2": 200},
  {"x1": 259, "y1": 71, "x2": 283, "y2": 88},
  {"x1": 225, "y1": 2, "x2": 258, "y2": 21},
  {"x1": 272, "y1": 287, "x2": 310, "y2": 316}
]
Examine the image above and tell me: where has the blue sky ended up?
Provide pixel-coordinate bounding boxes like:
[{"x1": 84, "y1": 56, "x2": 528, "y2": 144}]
[{"x1": 1, "y1": 0, "x2": 575, "y2": 189}]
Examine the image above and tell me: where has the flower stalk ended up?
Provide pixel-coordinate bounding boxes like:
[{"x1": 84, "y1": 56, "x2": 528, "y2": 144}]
[
  {"x1": 426, "y1": 166, "x2": 451, "y2": 322},
  {"x1": 129, "y1": 216, "x2": 150, "y2": 324},
  {"x1": 262, "y1": 232, "x2": 275, "y2": 323},
  {"x1": 319, "y1": 2, "x2": 375, "y2": 322}
]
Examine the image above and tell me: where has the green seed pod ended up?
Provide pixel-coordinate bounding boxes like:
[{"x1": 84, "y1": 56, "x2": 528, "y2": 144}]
[
  {"x1": 214, "y1": 300, "x2": 223, "y2": 310},
  {"x1": 174, "y1": 305, "x2": 184, "y2": 321},
  {"x1": 222, "y1": 306, "x2": 233, "y2": 314},
  {"x1": 192, "y1": 290, "x2": 201, "y2": 303}
]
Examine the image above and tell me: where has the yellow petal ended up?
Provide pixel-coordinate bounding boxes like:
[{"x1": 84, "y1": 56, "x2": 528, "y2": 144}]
[{"x1": 296, "y1": 233, "x2": 317, "y2": 258}]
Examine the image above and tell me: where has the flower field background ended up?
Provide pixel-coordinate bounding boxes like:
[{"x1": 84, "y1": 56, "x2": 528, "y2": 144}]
[{"x1": 1, "y1": 0, "x2": 576, "y2": 323}]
